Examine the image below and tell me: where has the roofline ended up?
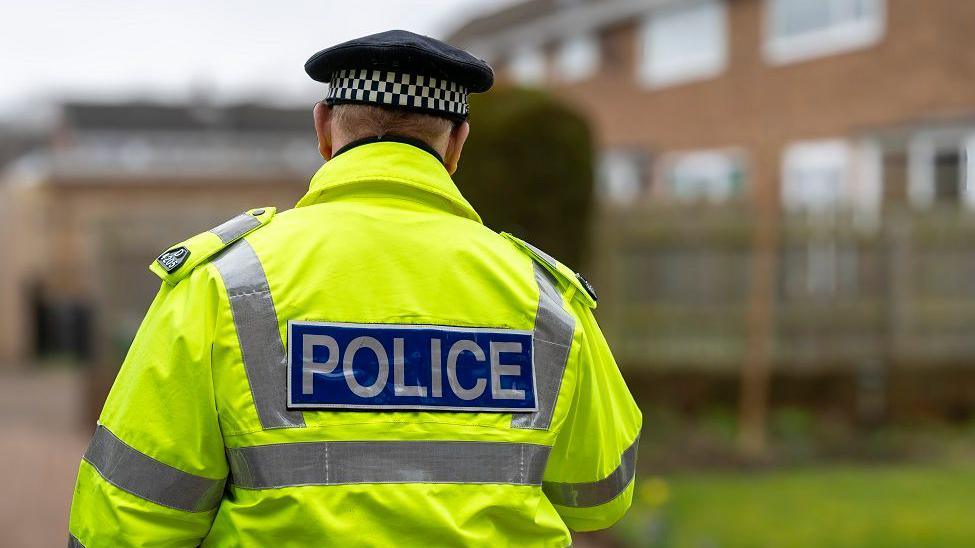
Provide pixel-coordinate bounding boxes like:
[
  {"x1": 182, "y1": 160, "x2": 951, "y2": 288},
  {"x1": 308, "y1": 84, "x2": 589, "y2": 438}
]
[
  {"x1": 446, "y1": 0, "x2": 556, "y2": 44},
  {"x1": 450, "y1": 0, "x2": 680, "y2": 59}
]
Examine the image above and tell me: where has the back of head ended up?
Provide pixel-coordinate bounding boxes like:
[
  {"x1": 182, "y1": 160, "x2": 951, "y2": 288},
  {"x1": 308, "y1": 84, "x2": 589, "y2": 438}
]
[
  {"x1": 331, "y1": 104, "x2": 455, "y2": 152},
  {"x1": 306, "y1": 30, "x2": 493, "y2": 170}
]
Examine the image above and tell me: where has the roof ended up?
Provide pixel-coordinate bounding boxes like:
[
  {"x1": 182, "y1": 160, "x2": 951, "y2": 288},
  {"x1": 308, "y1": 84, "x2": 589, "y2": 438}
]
[
  {"x1": 0, "y1": 129, "x2": 44, "y2": 170},
  {"x1": 447, "y1": 0, "x2": 561, "y2": 45},
  {"x1": 0, "y1": 100, "x2": 323, "y2": 183},
  {"x1": 61, "y1": 102, "x2": 311, "y2": 134},
  {"x1": 446, "y1": 0, "x2": 677, "y2": 57}
]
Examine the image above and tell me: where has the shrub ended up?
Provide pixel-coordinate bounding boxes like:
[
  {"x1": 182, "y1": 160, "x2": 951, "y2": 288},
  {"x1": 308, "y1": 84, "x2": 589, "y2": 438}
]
[{"x1": 455, "y1": 87, "x2": 594, "y2": 268}]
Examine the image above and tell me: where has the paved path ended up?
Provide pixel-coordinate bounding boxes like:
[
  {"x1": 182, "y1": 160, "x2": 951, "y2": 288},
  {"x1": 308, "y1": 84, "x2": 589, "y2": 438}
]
[{"x1": 0, "y1": 369, "x2": 89, "y2": 548}]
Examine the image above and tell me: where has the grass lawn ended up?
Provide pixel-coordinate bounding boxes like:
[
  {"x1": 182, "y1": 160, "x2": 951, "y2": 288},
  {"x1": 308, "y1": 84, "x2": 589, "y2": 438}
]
[{"x1": 608, "y1": 462, "x2": 975, "y2": 547}]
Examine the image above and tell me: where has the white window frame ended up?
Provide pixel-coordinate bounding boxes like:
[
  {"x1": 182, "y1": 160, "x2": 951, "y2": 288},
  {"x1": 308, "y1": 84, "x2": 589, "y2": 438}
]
[
  {"x1": 658, "y1": 148, "x2": 747, "y2": 204},
  {"x1": 597, "y1": 148, "x2": 650, "y2": 205},
  {"x1": 966, "y1": 135, "x2": 975, "y2": 209},
  {"x1": 764, "y1": 0, "x2": 886, "y2": 65},
  {"x1": 907, "y1": 129, "x2": 975, "y2": 210},
  {"x1": 852, "y1": 139, "x2": 882, "y2": 229},
  {"x1": 781, "y1": 139, "x2": 870, "y2": 298},
  {"x1": 781, "y1": 139, "x2": 855, "y2": 214},
  {"x1": 508, "y1": 45, "x2": 547, "y2": 86},
  {"x1": 555, "y1": 33, "x2": 600, "y2": 83},
  {"x1": 637, "y1": 0, "x2": 728, "y2": 89}
]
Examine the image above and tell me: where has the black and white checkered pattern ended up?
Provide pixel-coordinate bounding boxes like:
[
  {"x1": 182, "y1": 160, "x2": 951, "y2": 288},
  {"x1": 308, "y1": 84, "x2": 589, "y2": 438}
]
[{"x1": 327, "y1": 69, "x2": 469, "y2": 117}]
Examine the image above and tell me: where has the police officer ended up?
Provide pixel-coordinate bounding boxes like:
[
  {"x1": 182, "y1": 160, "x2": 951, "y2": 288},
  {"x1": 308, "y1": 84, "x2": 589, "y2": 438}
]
[{"x1": 68, "y1": 30, "x2": 641, "y2": 547}]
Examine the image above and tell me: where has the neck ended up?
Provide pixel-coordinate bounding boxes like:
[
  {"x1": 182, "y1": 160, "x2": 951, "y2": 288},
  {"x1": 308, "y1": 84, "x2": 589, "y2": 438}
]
[{"x1": 332, "y1": 134, "x2": 445, "y2": 163}]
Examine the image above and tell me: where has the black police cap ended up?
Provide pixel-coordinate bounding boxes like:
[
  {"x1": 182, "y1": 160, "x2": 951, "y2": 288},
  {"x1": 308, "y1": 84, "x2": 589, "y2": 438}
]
[{"x1": 305, "y1": 30, "x2": 494, "y2": 120}]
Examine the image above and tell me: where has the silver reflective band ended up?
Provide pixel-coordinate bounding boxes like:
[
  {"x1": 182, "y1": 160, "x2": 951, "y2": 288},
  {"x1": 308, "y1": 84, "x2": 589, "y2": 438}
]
[
  {"x1": 214, "y1": 239, "x2": 305, "y2": 429},
  {"x1": 522, "y1": 240, "x2": 559, "y2": 271},
  {"x1": 543, "y1": 435, "x2": 640, "y2": 508},
  {"x1": 209, "y1": 213, "x2": 261, "y2": 244},
  {"x1": 68, "y1": 534, "x2": 84, "y2": 548},
  {"x1": 83, "y1": 425, "x2": 226, "y2": 512},
  {"x1": 228, "y1": 440, "x2": 551, "y2": 489},
  {"x1": 512, "y1": 264, "x2": 575, "y2": 430}
]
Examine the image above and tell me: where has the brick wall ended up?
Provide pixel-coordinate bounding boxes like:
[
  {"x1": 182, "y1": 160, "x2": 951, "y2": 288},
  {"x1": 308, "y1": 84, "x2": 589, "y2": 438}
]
[
  {"x1": 0, "y1": 177, "x2": 308, "y2": 366},
  {"x1": 494, "y1": 0, "x2": 975, "y2": 209}
]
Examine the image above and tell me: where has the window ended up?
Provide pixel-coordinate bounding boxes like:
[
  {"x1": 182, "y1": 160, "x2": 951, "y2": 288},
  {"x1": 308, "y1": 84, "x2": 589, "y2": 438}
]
[
  {"x1": 661, "y1": 149, "x2": 746, "y2": 203},
  {"x1": 508, "y1": 45, "x2": 546, "y2": 86},
  {"x1": 933, "y1": 150, "x2": 962, "y2": 204},
  {"x1": 781, "y1": 139, "x2": 862, "y2": 298},
  {"x1": 782, "y1": 139, "x2": 853, "y2": 213},
  {"x1": 967, "y1": 136, "x2": 975, "y2": 209},
  {"x1": 638, "y1": 0, "x2": 727, "y2": 87},
  {"x1": 907, "y1": 130, "x2": 975, "y2": 209},
  {"x1": 555, "y1": 33, "x2": 600, "y2": 82},
  {"x1": 597, "y1": 149, "x2": 649, "y2": 204},
  {"x1": 765, "y1": 0, "x2": 885, "y2": 64}
]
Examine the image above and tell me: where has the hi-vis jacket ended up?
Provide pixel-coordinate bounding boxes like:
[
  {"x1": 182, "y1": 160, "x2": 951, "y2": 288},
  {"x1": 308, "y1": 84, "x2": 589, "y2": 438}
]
[{"x1": 68, "y1": 141, "x2": 642, "y2": 547}]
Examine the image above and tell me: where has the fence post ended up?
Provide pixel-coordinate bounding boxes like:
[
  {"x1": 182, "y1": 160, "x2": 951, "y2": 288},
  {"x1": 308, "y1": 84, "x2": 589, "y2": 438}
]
[{"x1": 738, "y1": 209, "x2": 779, "y2": 455}]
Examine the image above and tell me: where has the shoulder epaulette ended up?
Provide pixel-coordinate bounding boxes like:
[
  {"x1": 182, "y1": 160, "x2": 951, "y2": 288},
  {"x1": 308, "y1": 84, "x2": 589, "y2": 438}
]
[
  {"x1": 150, "y1": 207, "x2": 276, "y2": 285},
  {"x1": 501, "y1": 232, "x2": 597, "y2": 309}
]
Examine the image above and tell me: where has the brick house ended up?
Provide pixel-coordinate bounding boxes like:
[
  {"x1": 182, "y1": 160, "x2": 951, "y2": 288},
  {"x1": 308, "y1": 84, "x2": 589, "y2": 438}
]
[
  {"x1": 0, "y1": 102, "x2": 319, "y2": 365},
  {"x1": 450, "y1": 1, "x2": 975, "y2": 424},
  {"x1": 449, "y1": 0, "x2": 975, "y2": 218}
]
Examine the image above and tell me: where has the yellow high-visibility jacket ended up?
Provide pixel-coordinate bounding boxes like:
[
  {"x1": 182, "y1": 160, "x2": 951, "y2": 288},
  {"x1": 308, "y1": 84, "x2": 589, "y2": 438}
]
[{"x1": 68, "y1": 141, "x2": 642, "y2": 547}]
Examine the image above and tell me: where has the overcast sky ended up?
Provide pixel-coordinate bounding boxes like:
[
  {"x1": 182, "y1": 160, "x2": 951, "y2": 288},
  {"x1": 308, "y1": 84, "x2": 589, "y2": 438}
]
[{"x1": 0, "y1": 0, "x2": 514, "y2": 117}]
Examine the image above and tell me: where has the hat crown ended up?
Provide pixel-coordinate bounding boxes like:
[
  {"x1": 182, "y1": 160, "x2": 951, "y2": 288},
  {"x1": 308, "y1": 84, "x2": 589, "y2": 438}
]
[{"x1": 305, "y1": 29, "x2": 494, "y2": 93}]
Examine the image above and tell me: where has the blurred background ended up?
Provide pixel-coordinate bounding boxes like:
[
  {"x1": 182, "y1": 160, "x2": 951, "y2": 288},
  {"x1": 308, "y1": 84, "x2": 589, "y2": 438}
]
[{"x1": 2, "y1": 0, "x2": 974, "y2": 546}]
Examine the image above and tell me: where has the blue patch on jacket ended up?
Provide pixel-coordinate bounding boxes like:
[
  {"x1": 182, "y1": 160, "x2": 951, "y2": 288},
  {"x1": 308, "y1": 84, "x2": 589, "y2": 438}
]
[{"x1": 288, "y1": 321, "x2": 537, "y2": 412}]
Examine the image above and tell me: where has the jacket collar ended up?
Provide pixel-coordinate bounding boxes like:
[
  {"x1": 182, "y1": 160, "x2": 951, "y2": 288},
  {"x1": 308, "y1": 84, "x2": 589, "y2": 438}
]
[
  {"x1": 295, "y1": 141, "x2": 481, "y2": 224},
  {"x1": 332, "y1": 134, "x2": 444, "y2": 164}
]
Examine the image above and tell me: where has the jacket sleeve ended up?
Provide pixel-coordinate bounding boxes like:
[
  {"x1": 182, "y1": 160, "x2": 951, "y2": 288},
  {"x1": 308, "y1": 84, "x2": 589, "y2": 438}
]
[
  {"x1": 68, "y1": 269, "x2": 228, "y2": 547},
  {"x1": 542, "y1": 301, "x2": 643, "y2": 532}
]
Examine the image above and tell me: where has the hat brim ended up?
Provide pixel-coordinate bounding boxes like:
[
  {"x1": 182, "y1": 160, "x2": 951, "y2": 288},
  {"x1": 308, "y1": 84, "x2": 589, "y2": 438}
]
[{"x1": 325, "y1": 98, "x2": 468, "y2": 123}]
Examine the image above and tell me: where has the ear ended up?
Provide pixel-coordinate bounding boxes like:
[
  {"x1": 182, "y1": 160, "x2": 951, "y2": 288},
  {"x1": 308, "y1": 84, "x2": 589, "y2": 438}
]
[
  {"x1": 313, "y1": 102, "x2": 334, "y2": 160},
  {"x1": 444, "y1": 120, "x2": 470, "y2": 175}
]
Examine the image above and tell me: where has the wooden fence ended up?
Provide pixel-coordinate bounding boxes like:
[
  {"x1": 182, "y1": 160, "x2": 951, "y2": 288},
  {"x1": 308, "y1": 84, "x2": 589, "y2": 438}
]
[{"x1": 591, "y1": 205, "x2": 975, "y2": 372}]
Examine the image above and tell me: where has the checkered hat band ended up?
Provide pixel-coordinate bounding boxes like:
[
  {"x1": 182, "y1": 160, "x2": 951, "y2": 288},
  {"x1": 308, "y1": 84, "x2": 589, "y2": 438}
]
[{"x1": 327, "y1": 70, "x2": 469, "y2": 116}]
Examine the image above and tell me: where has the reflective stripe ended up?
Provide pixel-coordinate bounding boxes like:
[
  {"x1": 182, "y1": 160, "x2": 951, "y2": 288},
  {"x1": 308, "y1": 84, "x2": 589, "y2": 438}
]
[
  {"x1": 209, "y1": 213, "x2": 261, "y2": 244},
  {"x1": 512, "y1": 264, "x2": 575, "y2": 430},
  {"x1": 522, "y1": 240, "x2": 559, "y2": 271},
  {"x1": 213, "y1": 239, "x2": 305, "y2": 429},
  {"x1": 228, "y1": 440, "x2": 551, "y2": 489},
  {"x1": 83, "y1": 425, "x2": 226, "y2": 512},
  {"x1": 543, "y1": 434, "x2": 640, "y2": 508},
  {"x1": 68, "y1": 534, "x2": 84, "y2": 548}
]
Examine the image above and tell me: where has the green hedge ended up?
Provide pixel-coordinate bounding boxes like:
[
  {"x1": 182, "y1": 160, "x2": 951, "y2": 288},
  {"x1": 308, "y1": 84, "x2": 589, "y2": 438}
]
[{"x1": 455, "y1": 87, "x2": 594, "y2": 268}]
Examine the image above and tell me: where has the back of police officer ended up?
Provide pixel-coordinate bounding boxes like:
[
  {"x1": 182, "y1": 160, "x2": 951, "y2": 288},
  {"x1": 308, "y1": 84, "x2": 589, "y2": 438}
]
[{"x1": 68, "y1": 30, "x2": 641, "y2": 547}]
